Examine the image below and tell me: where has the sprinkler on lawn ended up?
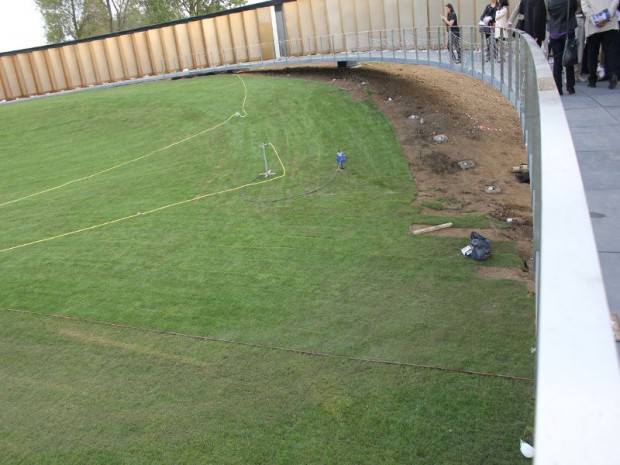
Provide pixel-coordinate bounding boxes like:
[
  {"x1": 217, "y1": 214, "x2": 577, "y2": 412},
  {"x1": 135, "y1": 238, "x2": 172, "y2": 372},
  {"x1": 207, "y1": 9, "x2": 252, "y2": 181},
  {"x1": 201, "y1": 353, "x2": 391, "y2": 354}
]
[
  {"x1": 336, "y1": 150, "x2": 347, "y2": 170},
  {"x1": 260, "y1": 143, "x2": 276, "y2": 177}
]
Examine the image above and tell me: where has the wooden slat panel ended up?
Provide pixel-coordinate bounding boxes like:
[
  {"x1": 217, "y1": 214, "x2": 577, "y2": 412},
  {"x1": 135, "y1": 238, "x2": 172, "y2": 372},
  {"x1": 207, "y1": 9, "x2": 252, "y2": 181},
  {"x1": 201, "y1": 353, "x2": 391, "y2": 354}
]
[
  {"x1": 45, "y1": 48, "x2": 67, "y2": 90},
  {"x1": 187, "y1": 20, "x2": 208, "y2": 68},
  {"x1": 61, "y1": 46, "x2": 81, "y2": 88},
  {"x1": 310, "y1": 0, "x2": 331, "y2": 53},
  {"x1": 215, "y1": 15, "x2": 235, "y2": 64},
  {"x1": 384, "y1": 0, "x2": 401, "y2": 31},
  {"x1": 340, "y1": 0, "x2": 357, "y2": 33},
  {"x1": 428, "y1": 0, "x2": 444, "y2": 28},
  {"x1": 76, "y1": 42, "x2": 96, "y2": 85},
  {"x1": 228, "y1": 12, "x2": 248, "y2": 62},
  {"x1": 130, "y1": 34, "x2": 144, "y2": 76},
  {"x1": 160, "y1": 27, "x2": 180, "y2": 71},
  {"x1": 32, "y1": 51, "x2": 53, "y2": 93},
  {"x1": 369, "y1": 0, "x2": 386, "y2": 31},
  {"x1": 202, "y1": 18, "x2": 222, "y2": 66},
  {"x1": 149, "y1": 29, "x2": 168, "y2": 73},
  {"x1": 241, "y1": 10, "x2": 262, "y2": 61},
  {"x1": 413, "y1": 0, "x2": 429, "y2": 30},
  {"x1": 90, "y1": 42, "x2": 104, "y2": 84},
  {"x1": 0, "y1": 60, "x2": 7, "y2": 100},
  {"x1": 133, "y1": 32, "x2": 154, "y2": 75},
  {"x1": 297, "y1": 0, "x2": 316, "y2": 54},
  {"x1": 256, "y1": 7, "x2": 275, "y2": 60},
  {"x1": 282, "y1": 2, "x2": 302, "y2": 56},
  {"x1": 103, "y1": 37, "x2": 126, "y2": 81},
  {"x1": 173, "y1": 23, "x2": 193, "y2": 69},
  {"x1": 354, "y1": 0, "x2": 371, "y2": 33},
  {"x1": 91, "y1": 40, "x2": 111, "y2": 83},
  {"x1": 398, "y1": 0, "x2": 415, "y2": 30},
  {"x1": 325, "y1": 0, "x2": 345, "y2": 49},
  {"x1": 26, "y1": 53, "x2": 44, "y2": 94},
  {"x1": 146, "y1": 29, "x2": 165, "y2": 73},
  {"x1": 119, "y1": 34, "x2": 139, "y2": 78},
  {"x1": 15, "y1": 54, "x2": 36, "y2": 96},
  {"x1": 0, "y1": 57, "x2": 21, "y2": 100}
]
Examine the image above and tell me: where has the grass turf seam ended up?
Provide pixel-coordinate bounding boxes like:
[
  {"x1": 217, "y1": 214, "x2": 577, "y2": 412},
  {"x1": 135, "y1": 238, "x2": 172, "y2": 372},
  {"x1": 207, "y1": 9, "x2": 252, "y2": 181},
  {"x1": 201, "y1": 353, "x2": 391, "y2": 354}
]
[{"x1": 3, "y1": 307, "x2": 534, "y2": 382}]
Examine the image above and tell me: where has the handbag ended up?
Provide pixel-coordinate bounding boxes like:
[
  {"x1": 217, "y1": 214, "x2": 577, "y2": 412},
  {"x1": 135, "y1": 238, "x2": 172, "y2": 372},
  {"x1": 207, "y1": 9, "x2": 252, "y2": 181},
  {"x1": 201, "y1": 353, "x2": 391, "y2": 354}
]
[
  {"x1": 561, "y1": 0, "x2": 578, "y2": 67},
  {"x1": 562, "y1": 35, "x2": 578, "y2": 67}
]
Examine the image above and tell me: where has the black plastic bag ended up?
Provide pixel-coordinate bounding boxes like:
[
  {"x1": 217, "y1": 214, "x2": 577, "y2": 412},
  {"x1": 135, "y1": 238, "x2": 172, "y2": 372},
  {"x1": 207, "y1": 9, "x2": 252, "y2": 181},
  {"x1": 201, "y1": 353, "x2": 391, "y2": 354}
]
[{"x1": 464, "y1": 232, "x2": 492, "y2": 260}]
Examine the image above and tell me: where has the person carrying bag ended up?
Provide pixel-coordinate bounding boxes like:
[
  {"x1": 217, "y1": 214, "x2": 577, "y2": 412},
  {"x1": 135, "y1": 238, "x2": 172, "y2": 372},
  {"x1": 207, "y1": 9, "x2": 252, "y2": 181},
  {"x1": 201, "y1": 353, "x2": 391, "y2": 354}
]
[
  {"x1": 548, "y1": 0, "x2": 579, "y2": 94},
  {"x1": 480, "y1": 0, "x2": 499, "y2": 60}
]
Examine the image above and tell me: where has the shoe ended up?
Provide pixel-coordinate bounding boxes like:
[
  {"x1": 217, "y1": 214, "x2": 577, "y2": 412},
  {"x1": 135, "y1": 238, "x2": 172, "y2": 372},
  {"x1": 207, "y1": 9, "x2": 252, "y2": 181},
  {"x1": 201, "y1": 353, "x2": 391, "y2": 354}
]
[
  {"x1": 587, "y1": 81, "x2": 596, "y2": 88},
  {"x1": 609, "y1": 74, "x2": 618, "y2": 90},
  {"x1": 567, "y1": 88, "x2": 575, "y2": 94},
  {"x1": 598, "y1": 75, "x2": 610, "y2": 82}
]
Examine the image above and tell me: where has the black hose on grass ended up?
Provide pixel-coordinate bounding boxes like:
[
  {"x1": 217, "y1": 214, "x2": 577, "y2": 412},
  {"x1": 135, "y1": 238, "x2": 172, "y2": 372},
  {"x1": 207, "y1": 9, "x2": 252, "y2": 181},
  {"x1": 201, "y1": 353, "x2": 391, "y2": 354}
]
[{"x1": 240, "y1": 167, "x2": 341, "y2": 203}]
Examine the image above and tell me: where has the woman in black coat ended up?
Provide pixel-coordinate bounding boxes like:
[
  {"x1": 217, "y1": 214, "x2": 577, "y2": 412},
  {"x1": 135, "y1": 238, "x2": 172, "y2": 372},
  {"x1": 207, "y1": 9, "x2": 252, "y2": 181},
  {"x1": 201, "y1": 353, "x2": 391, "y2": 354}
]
[{"x1": 519, "y1": 0, "x2": 548, "y2": 45}]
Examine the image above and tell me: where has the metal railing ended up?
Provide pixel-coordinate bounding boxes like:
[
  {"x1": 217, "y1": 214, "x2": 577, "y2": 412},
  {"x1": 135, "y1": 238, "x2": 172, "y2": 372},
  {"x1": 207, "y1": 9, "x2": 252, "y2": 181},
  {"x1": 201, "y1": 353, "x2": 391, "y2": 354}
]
[{"x1": 160, "y1": 26, "x2": 519, "y2": 85}]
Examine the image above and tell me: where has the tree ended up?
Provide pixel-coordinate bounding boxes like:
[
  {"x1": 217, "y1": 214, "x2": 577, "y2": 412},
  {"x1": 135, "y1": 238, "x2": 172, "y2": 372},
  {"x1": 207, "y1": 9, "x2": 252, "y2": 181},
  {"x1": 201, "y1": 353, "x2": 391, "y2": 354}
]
[
  {"x1": 35, "y1": 0, "x2": 102, "y2": 42},
  {"x1": 176, "y1": 0, "x2": 246, "y2": 17},
  {"x1": 98, "y1": 0, "x2": 143, "y2": 33},
  {"x1": 36, "y1": 0, "x2": 248, "y2": 43},
  {"x1": 138, "y1": 0, "x2": 181, "y2": 25}
]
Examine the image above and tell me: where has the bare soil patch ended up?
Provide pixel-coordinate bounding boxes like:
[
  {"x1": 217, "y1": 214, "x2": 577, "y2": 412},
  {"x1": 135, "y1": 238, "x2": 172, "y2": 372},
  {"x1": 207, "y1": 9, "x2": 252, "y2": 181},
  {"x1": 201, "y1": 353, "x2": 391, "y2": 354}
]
[{"x1": 248, "y1": 63, "x2": 533, "y2": 286}]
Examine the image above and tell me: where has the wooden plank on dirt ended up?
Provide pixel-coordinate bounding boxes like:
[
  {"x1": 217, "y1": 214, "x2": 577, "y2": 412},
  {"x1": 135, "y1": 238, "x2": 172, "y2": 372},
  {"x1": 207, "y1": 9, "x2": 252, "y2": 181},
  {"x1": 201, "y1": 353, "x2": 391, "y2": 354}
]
[{"x1": 412, "y1": 223, "x2": 453, "y2": 235}]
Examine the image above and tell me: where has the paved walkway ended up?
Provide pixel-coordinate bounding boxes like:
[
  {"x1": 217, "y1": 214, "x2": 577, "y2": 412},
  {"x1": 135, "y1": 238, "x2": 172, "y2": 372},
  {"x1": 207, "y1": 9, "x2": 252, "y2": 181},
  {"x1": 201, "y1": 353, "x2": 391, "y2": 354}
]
[{"x1": 562, "y1": 78, "x2": 620, "y2": 353}]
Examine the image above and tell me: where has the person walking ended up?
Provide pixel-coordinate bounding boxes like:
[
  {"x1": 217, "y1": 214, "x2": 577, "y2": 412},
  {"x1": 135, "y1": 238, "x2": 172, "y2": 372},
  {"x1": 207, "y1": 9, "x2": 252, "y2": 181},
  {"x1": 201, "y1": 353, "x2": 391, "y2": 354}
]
[
  {"x1": 480, "y1": 0, "x2": 499, "y2": 61},
  {"x1": 548, "y1": 0, "x2": 579, "y2": 94},
  {"x1": 581, "y1": 0, "x2": 619, "y2": 88},
  {"x1": 519, "y1": 0, "x2": 548, "y2": 45},
  {"x1": 495, "y1": 0, "x2": 510, "y2": 61},
  {"x1": 441, "y1": 3, "x2": 462, "y2": 63}
]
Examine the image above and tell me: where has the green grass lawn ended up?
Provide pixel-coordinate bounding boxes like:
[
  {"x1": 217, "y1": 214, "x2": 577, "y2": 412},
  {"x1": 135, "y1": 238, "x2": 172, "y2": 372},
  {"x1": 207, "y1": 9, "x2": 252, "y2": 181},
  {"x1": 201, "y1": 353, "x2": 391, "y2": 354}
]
[{"x1": 0, "y1": 74, "x2": 535, "y2": 464}]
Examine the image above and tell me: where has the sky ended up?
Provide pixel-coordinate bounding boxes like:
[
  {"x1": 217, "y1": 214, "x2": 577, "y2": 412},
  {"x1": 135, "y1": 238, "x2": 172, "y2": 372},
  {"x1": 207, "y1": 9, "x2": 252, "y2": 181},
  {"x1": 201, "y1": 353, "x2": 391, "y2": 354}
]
[
  {"x1": 0, "y1": 0, "x2": 265, "y2": 54},
  {"x1": 0, "y1": 0, "x2": 46, "y2": 53}
]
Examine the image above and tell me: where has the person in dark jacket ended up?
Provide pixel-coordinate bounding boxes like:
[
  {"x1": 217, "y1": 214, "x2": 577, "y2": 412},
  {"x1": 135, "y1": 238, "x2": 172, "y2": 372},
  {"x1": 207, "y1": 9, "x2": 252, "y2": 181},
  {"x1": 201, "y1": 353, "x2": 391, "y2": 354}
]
[
  {"x1": 548, "y1": 0, "x2": 579, "y2": 94},
  {"x1": 441, "y1": 3, "x2": 462, "y2": 63},
  {"x1": 520, "y1": 0, "x2": 548, "y2": 45},
  {"x1": 480, "y1": 0, "x2": 499, "y2": 60}
]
